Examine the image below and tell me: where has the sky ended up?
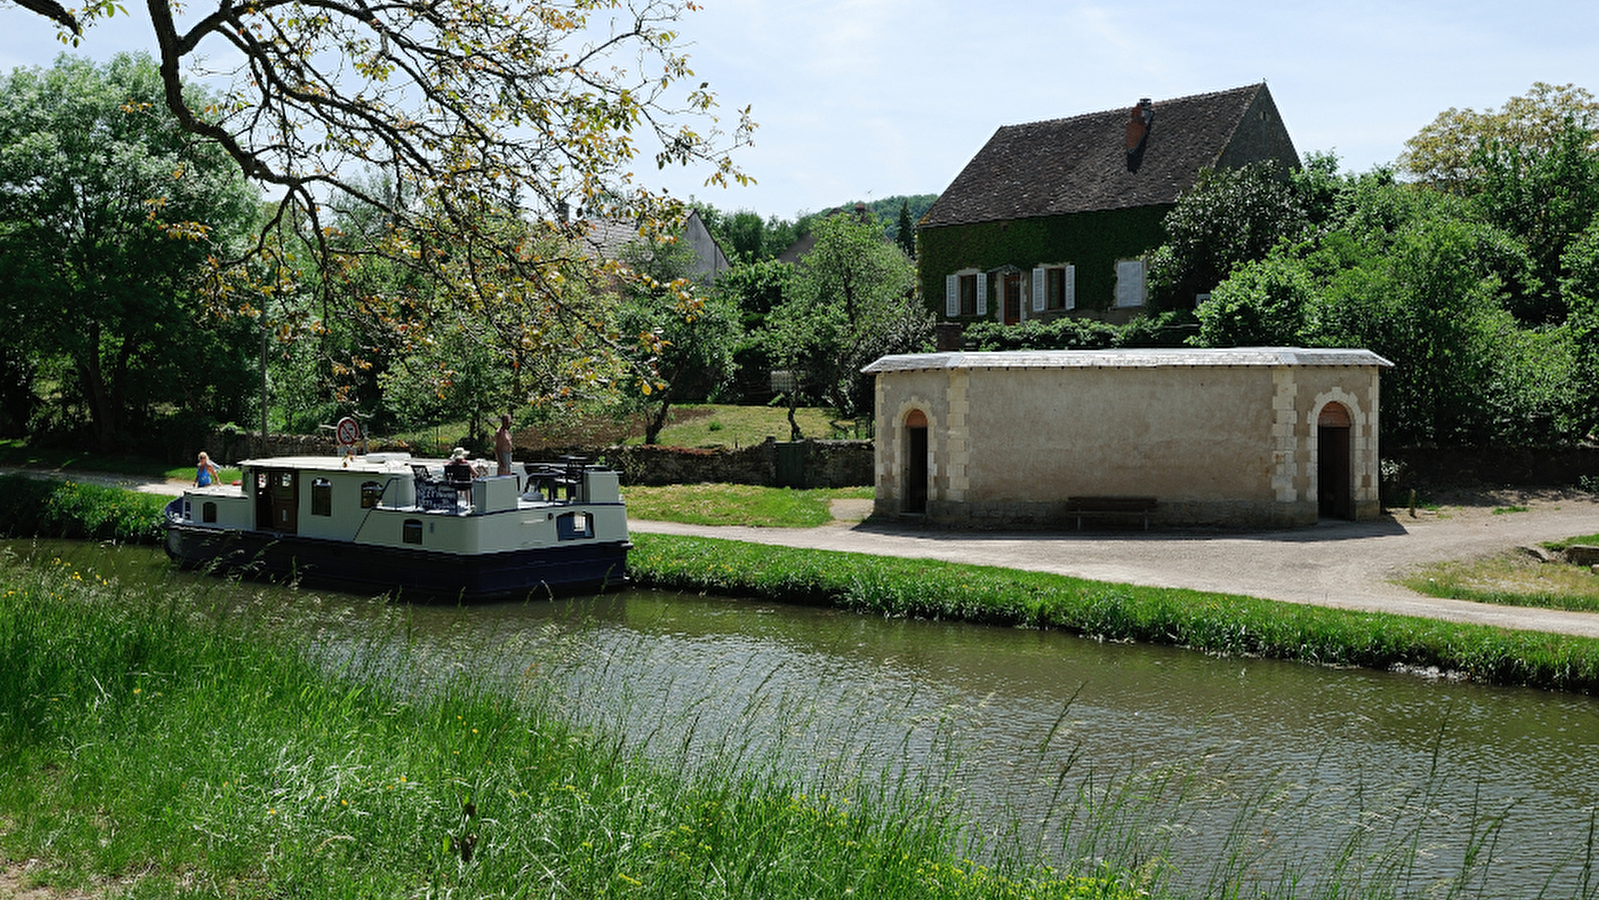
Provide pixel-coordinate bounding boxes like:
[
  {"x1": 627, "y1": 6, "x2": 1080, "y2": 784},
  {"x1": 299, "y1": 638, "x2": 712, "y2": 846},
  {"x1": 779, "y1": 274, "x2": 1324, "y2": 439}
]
[{"x1": 3, "y1": 0, "x2": 1596, "y2": 222}]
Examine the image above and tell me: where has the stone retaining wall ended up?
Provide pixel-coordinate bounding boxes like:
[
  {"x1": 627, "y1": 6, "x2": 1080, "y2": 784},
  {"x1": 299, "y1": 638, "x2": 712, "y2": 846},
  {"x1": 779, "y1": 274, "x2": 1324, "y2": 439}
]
[{"x1": 1382, "y1": 446, "x2": 1599, "y2": 496}]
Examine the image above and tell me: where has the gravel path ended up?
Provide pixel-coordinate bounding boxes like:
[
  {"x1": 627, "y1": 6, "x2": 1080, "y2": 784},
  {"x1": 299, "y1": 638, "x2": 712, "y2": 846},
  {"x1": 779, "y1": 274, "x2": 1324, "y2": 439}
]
[{"x1": 633, "y1": 491, "x2": 1599, "y2": 638}]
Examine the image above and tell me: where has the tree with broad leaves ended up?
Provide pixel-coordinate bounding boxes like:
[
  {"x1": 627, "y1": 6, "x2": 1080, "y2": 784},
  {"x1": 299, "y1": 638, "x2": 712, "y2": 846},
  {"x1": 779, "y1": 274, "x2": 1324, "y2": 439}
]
[
  {"x1": 0, "y1": 53, "x2": 259, "y2": 450},
  {"x1": 19, "y1": 0, "x2": 754, "y2": 413},
  {"x1": 765, "y1": 213, "x2": 929, "y2": 430},
  {"x1": 614, "y1": 229, "x2": 739, "y2": 445},
  {"x1": 1400, "y1": 82, "x2": 1599, "y2": 190}
]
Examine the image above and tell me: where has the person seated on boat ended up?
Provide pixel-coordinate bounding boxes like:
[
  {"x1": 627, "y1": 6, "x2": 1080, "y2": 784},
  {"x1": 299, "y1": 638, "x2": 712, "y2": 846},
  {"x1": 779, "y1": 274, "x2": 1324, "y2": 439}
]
[
  {"x1": 444, "y1": 448, "x2": 475, "y2": 487},
  {"x1": 194, "y1": 451, "x2": 220, "y2": 487}
]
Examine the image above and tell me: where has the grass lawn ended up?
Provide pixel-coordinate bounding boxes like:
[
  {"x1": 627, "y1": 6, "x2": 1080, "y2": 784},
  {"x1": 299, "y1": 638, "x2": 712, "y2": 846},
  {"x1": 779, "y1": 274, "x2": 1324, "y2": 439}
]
[
  {"x1": 624, "y1": 483, "x2": 874, "y2": 527},
  {"x1": 0, "y1": 438, "x2": 176, "y2": 478},
  {"x1": 618, "y1": 404, "x2": 868, "y2": 448},
  {"x1": 1401, "y1": 540, "x2": 1599, "y2": 613}
]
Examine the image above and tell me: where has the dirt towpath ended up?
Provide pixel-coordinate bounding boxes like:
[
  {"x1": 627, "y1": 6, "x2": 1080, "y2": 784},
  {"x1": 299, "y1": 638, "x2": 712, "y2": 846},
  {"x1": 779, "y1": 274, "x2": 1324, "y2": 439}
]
[{"x1": 632, "y1": 490, "x2": 1599, "y2": 639}]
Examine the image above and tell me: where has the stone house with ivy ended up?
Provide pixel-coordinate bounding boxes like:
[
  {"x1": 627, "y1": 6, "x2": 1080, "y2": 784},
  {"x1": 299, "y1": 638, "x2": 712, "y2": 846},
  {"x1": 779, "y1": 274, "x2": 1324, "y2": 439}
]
[{"x1": 918, "y1": 83, "x2": 1298, "y2": 327}]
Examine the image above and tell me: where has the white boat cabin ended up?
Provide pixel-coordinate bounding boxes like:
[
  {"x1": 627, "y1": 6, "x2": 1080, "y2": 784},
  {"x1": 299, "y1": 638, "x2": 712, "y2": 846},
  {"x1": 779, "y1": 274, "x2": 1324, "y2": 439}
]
[{"x1": 176, "y1": 452, "x2": 627, "y2": 555}]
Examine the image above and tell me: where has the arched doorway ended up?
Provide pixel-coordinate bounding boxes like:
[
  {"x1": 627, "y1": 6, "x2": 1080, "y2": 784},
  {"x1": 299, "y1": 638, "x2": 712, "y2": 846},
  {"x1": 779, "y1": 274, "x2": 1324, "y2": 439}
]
[
  {"x1": 904, "y1": 410, "x2": 928, "y2": 515},
  {"x1": 1317, "y1": 403, "x2": 1353, "y2": 520}
]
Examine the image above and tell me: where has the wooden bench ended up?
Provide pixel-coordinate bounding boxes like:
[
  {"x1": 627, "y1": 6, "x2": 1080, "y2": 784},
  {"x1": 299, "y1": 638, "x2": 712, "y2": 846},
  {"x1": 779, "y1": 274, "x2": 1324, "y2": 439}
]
[{"x1": 1066, "y1": 496, "x2": 1157, "y2": 531}]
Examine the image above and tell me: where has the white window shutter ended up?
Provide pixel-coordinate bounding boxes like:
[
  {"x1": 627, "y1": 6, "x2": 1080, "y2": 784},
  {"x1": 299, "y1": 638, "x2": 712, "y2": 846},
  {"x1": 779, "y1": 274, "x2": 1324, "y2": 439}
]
[
  {"x1": 1116, "y1": 260, "x2": 1145, "y2": 308},
  {"x1": 945, "y1": 274, "x2": 958, "y2": 317},
  {"x1": 1031, "y1": 267, "x2": 1046, "y2": 312},
  {"x1": 975, "y1": 273, "x2": 988, "y2": 317},
  {"x1": 1065, "y1": 264, "x2": 1076, "y2": 310}
]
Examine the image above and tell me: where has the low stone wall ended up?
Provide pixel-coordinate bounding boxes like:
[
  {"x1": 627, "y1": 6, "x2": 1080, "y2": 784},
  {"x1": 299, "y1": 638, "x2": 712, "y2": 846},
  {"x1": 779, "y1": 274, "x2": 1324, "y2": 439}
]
[
  {"x1": 535, "y1": 438, "x2": 873, "y2": 488},
  {"x1": 202, "y1": 430, "x2": 339, "y2": 461},
  {"x1": 1382, "y1": 446, "x2": 1599, "y2": 495},
  {"x1": 202, "y1": 430, "x2": 874, "y2": 489}
]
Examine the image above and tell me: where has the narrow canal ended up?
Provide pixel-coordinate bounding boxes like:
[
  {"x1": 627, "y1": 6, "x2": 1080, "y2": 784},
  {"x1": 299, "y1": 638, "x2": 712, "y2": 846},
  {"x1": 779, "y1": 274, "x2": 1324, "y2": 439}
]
[{"x1": 19, "y1": 539, "x2": 1599, "y2": 897}]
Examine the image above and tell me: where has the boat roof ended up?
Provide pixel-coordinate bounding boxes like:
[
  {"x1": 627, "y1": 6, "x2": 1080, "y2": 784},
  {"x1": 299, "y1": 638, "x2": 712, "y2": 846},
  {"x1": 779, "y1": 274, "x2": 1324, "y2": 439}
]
[{"x1": 235, "y1": 453, "x2": 435, "y2": 474}]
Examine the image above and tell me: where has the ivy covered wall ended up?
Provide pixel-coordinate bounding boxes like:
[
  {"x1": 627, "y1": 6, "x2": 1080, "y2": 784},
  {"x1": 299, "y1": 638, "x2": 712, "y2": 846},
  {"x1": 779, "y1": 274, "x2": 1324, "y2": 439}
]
[{"x1": 917, "y1": 205, "x2": 1170, "y2": 320}]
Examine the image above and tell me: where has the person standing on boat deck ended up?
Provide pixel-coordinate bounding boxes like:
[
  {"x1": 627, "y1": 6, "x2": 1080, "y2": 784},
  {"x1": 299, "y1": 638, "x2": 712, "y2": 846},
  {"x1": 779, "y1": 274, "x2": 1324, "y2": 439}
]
[
  {"x1": 194, "y1": 451, "x2": 220, "y2": 487},
  {"x1": 495, "y1": 414, "x2": 514, "y2": 476}
]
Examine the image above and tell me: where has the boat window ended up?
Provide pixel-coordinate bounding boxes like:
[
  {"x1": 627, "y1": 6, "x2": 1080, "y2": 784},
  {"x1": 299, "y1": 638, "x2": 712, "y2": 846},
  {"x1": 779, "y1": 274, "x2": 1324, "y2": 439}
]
[
  {"x1": 202, "y1": 501, "x2": 217, "y2": 523},
  {"x1": 556, "y1": 511, "x2": 592, "y2": 540},
  {"x1": 402, "y1": 519, "x2": 423, "y2": 545},
  {"x1": 361, "y1": 481, "x2": 383, "y2": 509},
  {"x1": 311, "y1": 478, "x2": 332, "y2": 516}
]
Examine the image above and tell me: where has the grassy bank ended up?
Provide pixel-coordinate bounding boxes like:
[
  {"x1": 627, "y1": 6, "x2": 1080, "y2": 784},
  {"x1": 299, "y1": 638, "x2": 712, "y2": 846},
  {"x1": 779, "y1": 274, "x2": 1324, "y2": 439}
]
[
  {"x1": 0, "y1": 474, "x2": 167, "y2": 543},
  {"x1": 10, "y1": 474, "x2": 1599, "y2": 695},
  {"x1": 627, "y1": 533, "x2": 1599, "y2": 695},
  {"x1": 0, "y1": 553, "x2": 1135, "y2": 899}
]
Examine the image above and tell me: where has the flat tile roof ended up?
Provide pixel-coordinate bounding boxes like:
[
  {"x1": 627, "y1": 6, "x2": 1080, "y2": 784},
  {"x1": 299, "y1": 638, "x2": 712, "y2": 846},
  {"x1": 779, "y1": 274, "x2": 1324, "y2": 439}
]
[{"x1": 862, "y1": 347, "x2": 1393, "y2": 374}]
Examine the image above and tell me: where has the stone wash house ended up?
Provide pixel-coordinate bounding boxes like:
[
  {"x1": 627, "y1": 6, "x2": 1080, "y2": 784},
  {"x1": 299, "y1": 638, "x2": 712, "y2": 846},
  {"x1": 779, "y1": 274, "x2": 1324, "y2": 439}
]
[
  {"x1": 864, "y1": 347, "x2": 1391, "y2": 529},
  {"x1": 918, "y1": 83, "x2": 1297, "y2": 326}
]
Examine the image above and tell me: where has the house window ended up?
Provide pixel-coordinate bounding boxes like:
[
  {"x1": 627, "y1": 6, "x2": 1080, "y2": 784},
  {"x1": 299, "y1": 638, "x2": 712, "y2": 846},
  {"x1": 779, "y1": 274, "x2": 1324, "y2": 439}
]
[
  {"x1": 311, "y1": 477, "x2": 332, "y2": 516},
  {"x1": 944, "y1": 271, "x2": 988, "y2": 318},
  {"x1": 1115, "y1": 259, "x2": 1146, "y2": 308},
  {"x1": 361, "y1": 481, "x2": 384, "y2": 509},
  {"x1": 1032, "y1": 265, "x2": 1076, "y2": 311}
]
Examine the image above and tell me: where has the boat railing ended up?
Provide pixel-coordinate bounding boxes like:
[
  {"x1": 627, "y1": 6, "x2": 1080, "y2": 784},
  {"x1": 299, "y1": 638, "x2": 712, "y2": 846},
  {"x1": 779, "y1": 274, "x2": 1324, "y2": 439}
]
[{"x1": 522, "y1": 455, "x2": 587, "y2": 503}]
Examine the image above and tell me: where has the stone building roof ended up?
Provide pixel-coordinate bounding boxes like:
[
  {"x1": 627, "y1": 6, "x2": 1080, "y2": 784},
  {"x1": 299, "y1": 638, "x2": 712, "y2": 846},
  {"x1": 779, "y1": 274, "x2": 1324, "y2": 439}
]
[
  {"x1": 920, "y1": 83, "x2": 1297, "y2": 229},
  {"x1": 862, "y1": 347, "x2": 1393, "y2": 374}
]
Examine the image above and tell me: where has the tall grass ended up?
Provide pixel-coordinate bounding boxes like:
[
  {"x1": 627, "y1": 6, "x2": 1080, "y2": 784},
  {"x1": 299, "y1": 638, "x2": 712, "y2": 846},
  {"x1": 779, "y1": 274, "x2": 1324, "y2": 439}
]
[
  {"x1": 0, "y1": 550, "x2": 1141, "y2": 899},
  {"x1": 627, "y1": 534, "x2": 1599, "y2": 695},
  {"x1": 7, "y1": 548, "x2": 1598, "y2": 898},
  {"x1": 0, "y1": 474, "x2": 166, "y2": 543}
]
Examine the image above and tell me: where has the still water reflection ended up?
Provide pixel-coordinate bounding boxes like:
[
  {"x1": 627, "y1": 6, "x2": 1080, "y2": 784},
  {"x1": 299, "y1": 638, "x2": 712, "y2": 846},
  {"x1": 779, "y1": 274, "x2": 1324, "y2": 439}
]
[{"x1": 18, "y1": 539, "x2": 1599, "y2": 897}]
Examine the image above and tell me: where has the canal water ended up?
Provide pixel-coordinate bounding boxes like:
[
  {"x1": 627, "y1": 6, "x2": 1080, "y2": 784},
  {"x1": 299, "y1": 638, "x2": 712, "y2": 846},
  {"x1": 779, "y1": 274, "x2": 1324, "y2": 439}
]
[{"x1": 14, "y1": 539, "x2": 1599, "y2": 897}]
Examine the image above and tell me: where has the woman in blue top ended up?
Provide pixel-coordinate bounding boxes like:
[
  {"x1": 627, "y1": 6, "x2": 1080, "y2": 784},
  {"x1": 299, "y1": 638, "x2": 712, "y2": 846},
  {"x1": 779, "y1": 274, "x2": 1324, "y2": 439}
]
[{"x1": 195, "y1": 451, "x2": 220, "y2": 487}]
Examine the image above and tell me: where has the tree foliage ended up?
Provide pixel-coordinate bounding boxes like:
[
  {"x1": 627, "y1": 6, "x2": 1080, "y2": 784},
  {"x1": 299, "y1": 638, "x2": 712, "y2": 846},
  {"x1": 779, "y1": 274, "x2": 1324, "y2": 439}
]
[
  {"x1": 1146, "y1": 160, "x2": 1309, "y2": 309},
  {"x1": 1400, "y1": 82, "x2": 1599, "y2": 189},
  {"x1": 0, "y1": 54, "x2": 259, "y2": 449},
  {"x1": 765, "y1": 214, "x2": 929, "y2": 428},
  {"x1": 16, "y1": 0, "x2": 754, "y2": 423},
  {"x1": 614, "y1": 230, "x2": 739, "y2": 444},
  {"x1": 1192, "y1": 167, "x2": 1578, "y2": 446}
]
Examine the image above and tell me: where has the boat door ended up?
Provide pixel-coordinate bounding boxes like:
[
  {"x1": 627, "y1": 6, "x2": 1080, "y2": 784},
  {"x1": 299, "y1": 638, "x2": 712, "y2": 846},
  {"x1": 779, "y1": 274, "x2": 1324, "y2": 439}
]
[{"x1": 255, "y1": 468, "x2": 299, "y2": 533}]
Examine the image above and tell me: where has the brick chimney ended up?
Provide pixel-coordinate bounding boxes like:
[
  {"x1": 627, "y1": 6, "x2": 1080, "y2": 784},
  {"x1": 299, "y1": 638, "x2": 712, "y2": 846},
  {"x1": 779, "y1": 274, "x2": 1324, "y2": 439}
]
[{"x1": 1125, "y1": 98, "x2": 1154, "y2": 171}]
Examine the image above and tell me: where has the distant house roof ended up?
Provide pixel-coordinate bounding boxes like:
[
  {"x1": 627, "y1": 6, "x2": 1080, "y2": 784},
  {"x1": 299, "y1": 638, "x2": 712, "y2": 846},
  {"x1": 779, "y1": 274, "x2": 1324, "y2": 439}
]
[
  {"x1": 579, "y1": 209, "x2": 729, "y2": 284},
  {"x1": 862, "y1": 347, "x2": 1392, "y2": 375},
  {"x1": 777, "y1": 203, "x2": 872, "y2": 265},
  {"x1": 920, "y1": 83, "x2": 1297, "y2": 229}
]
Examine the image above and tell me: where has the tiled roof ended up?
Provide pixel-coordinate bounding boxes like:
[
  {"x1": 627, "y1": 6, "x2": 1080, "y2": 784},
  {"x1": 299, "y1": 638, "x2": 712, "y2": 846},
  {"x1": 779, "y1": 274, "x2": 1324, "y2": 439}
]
[
  {"x1": 921, "y1": 84, "x2": 1288, "y2": 228},
  {"x1": 861, "y1": 348, "x2": 1393, "y2": 374}
]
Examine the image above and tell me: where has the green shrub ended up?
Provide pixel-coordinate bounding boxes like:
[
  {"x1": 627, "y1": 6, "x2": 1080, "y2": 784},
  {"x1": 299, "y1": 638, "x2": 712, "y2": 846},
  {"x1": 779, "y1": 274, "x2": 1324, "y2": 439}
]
[{"x1": 0, "y1": 475, "x2": 166, "y2": 543}]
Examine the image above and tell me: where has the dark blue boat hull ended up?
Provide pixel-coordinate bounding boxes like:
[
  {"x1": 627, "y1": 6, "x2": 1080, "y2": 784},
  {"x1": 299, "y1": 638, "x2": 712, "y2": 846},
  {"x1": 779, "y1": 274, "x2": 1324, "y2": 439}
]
[{"x1": 163, "y1": 505, "x2": 628, "y2": 601}]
